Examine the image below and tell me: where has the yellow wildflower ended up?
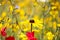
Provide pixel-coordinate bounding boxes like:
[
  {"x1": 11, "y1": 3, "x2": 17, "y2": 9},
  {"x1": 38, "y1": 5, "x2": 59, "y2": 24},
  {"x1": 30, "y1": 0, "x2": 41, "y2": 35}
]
[
  {"x1": 1, "y1": 12, "x2": 6, "y2": 18},
  {"x1": 9, "y1": 5, "x2": 13, "y2": 13},
  {"x1": 20, "y1": 20, "x2": 31, "y2": 31},
  {"x1": 46, "y1": 32, "x2": 54, "y2": 40},
  {"x1": 12, "y1": 24, "x2": 20, "y2": 32},
  {"x1": 50, "y1": 10, "x2": 58, "y2": 18},
  {"x1": 51, "y1": 6, "x2": 57, "y2": 10},
  {"x1": 53, "y1": 21, "x2": 56, "y2": 30},
  {"x1": 50, "y1": 10, "x2": 58, "y2": 15},
  {"x1": 32, "y1": 16, "x2": 43, "y2": 30},
  {"x1": 18, "y1": 32, "x2": 27, "y2": 40}
]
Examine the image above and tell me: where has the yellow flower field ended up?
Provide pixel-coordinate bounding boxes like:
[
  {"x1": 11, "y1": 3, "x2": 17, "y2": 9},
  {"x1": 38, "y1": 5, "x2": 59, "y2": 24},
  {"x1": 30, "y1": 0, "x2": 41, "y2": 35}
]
[{"x1": 0, "y1": 0, "x2": 60, "y2": 40}]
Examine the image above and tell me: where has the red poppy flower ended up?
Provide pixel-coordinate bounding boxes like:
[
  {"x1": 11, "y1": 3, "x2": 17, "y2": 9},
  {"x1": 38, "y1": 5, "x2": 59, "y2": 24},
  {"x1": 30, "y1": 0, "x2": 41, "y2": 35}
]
[
  {"x1": 1, "y1": 27, "x2": 7, "y2": 37},
  {"x1": 5, "y1": 36, "x2": 15, "y2": 40},
  {"x1": 26, "y1": 31, "x2": 37, "y2": 40}
]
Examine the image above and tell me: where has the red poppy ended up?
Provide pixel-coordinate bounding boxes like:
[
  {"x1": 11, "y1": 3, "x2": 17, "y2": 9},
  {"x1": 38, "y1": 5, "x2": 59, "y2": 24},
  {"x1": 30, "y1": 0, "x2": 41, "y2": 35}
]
[
  {"x1": 5, "y1": 36, "x2": 15, "y2": 40},
  {"x1": 1, "y1": 27, "x2": 7, "y2": 37},
  {"x1": 26, "y1": 31, "x2": 37, "y2": 40}
]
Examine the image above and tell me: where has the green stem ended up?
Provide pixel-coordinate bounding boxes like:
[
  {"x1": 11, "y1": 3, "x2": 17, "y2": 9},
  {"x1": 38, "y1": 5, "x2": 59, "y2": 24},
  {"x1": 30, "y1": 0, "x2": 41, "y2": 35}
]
[{"x1": 31, "y1": 23, "x2": 32, "y2": 32}]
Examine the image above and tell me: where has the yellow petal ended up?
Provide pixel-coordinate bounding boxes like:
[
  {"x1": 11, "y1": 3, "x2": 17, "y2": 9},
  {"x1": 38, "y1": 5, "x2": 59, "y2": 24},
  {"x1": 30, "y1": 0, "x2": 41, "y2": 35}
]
[
  {"x1": 53, "y1": 22, "x2": 56, "y2": 29},
  {"x1": 0, "y1": 23, "x2": 3, "y2": 29},
  {"x1": 2, "y1": 12, "x2": 6, "y2": 18},
  {"x1": 9, "y1": 5, "x2": 13, "y2": 12},
  {"x1": 57, "y1": 24, "x2": 60, "y2": 27},
  {"x1": 20, "y1": 9, "x2": 25, "y2": 16}
]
